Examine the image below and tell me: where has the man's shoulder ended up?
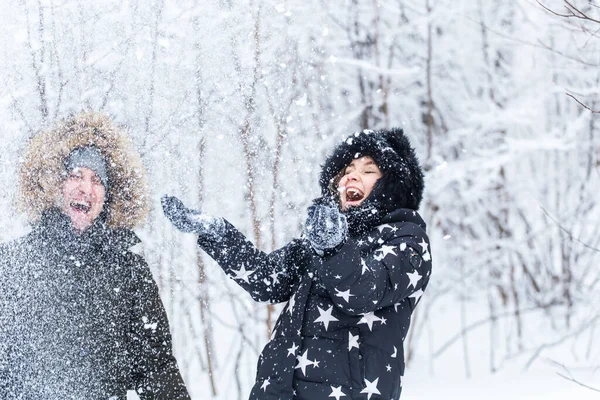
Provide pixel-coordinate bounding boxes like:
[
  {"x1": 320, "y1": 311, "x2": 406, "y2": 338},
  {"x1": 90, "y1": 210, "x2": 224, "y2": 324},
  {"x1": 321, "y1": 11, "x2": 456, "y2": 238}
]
[{"x1": 0, "y1": 230, "x2": 38, "y2": 257}]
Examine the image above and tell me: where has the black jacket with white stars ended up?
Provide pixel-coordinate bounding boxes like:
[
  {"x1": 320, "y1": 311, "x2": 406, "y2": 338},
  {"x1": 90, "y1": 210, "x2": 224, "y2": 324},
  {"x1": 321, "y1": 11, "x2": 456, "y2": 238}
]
[
  {"x1": 0, "y1": 209, "x2": 190, "y2": 400},
  {"x1": 198, "y1": 208, "x2": 432, "y2": 400}
]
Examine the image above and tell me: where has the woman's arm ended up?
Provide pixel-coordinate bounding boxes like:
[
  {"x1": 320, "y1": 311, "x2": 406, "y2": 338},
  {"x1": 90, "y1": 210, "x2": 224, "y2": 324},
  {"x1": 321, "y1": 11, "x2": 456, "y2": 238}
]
[
  {"x1": 198, "y1": 219, "x2": 310, "y2": 304},
  {"x1": 161, "y1": 195, "x2": 309, "y2": 304}
]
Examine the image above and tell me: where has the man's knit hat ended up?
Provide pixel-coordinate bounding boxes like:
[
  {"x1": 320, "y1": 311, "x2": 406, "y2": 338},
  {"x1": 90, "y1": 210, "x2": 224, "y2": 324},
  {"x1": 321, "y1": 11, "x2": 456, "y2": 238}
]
[{"x1": 64, "y1": 146, "x2": 109, "y2": 188}]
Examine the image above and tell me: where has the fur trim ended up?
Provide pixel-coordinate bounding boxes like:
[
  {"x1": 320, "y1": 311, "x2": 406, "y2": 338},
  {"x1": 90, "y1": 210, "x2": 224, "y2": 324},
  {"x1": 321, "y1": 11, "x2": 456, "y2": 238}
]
[
  {"x1": 17, "y1": 112, "x2": 149, "y2": 229},
  {"x1": 319, "y1": 128, "x2": 425, "y2": 211}
]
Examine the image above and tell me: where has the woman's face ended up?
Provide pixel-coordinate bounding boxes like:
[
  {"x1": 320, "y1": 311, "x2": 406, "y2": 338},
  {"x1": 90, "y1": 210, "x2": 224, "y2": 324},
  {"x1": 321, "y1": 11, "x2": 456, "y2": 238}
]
[
  {"x1": 60, "y1": 167, "x2": 106, "y2": 232},
  {"x1": 337, "y1": 156, "x2": 383, "y2": 211}
]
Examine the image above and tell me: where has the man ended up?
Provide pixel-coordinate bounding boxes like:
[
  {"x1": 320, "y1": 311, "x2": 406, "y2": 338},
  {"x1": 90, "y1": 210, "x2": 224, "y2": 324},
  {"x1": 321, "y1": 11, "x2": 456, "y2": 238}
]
[
  {"x1": 162, "y1": 128, "x2": 432, "y2": 399},
  {"x1": 0, "y1": 112, "x2": 190, "y2": 399}
]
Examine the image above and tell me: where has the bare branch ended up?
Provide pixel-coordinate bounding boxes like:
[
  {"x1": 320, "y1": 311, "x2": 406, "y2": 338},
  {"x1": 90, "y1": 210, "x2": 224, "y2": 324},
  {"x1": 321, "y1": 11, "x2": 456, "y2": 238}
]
[
  {"x1": 537, "y1": 0, "x2": 600, "y2": 24},
  {"x1": 536, "y1": 0, "x2": 572, "y2": 19},
  {"x1": 433, "y1": 304, "x2": 562, "y2": 358},
  {"x1": 541, "y1": 207, "x2": 600, "y2": 252},
  {"x1": 564, "y1": 0, "x2": 600, "y2": 24},
  {"x1": 546, "y1": 359, "x2": 600, "y2": 392},
  {"x1": 565, "y1": 93, "x2": 600, "y2": 113},
  {"x1": 525, "y1": 314, "x2": 600, "y2": 368},
  {"x1": 556, "y1": 372, "x2": 600, "y2": 392}
]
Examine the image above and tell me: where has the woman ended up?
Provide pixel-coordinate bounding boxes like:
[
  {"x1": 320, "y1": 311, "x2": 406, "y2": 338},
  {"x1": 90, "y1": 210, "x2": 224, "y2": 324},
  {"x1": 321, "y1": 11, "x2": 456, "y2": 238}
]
[
  {"x1": 0, "y1": 112, "x2": 190, "y2": 399},
  {"x1": 162, "y1": 128, "x2": 431, "y2": 399}
]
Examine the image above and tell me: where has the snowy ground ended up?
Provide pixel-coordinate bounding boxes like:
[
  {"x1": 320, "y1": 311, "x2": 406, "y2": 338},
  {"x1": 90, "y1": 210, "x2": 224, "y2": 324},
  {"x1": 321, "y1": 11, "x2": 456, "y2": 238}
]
[
  {"x1": 404, "y1": 365, "x2": 599, "y2": 400},
  {"x1": 402, "y1": 304, "x2": 600, "y2": 399}
]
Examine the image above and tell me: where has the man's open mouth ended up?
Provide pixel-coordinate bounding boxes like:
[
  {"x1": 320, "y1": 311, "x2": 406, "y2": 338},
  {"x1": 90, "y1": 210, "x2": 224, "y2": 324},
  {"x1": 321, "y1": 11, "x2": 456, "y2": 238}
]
[
  {"x1": 346, "y1": 188, "x2": 364, "y2": 202},
  {"x1": 70, "y1": 201, "x2": 91, "y2": 214}
]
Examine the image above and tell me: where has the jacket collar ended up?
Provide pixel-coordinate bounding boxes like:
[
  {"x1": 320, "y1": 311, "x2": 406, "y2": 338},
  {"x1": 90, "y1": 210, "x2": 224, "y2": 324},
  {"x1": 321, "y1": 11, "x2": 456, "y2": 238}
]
[
  {"x1": 379, "y1": 208, "x2": 427, "y2": 231},
  {"x1": 36, "y1": 208, "x2": 140, "y2": 252}
]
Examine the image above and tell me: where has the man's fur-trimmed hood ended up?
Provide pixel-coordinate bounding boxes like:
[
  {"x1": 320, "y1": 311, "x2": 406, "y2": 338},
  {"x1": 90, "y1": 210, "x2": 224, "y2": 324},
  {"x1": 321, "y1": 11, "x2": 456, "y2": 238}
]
[
  {"x1": 319, "y1": 128, "x2": 425, "y2": 212},
  {"x1": 18, "y1": 112, "x2": 149, "y2": 229}
]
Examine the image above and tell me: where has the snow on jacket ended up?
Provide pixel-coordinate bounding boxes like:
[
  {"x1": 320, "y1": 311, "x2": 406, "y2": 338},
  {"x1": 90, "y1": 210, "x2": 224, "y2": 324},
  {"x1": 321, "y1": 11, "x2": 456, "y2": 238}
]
[
  {"x1": 0, "y1": 209, "x2": 190, "y2": 400},
  {"x1": 198, "y1": 208, "x2": 432, "y2": 400}
]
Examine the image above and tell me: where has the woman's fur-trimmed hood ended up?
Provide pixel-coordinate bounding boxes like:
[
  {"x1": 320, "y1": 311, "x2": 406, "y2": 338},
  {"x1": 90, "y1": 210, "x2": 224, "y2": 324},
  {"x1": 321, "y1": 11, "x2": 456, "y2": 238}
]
[
  {"x1": 319, "y1": 128, "x2": 425, "y2": 212},
  {"x1": 18, "y1": 112, "x2": 149, "y2": 229}
]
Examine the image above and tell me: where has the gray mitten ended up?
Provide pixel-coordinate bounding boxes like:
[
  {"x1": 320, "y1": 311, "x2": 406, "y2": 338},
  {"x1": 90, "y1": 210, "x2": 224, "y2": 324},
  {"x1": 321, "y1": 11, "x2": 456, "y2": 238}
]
[
  {"x1": 161, "y1": 195, "x2": 225, "y2": 239},
  {"x1": 304, "y1": 200, "x2": 348, "y2": 254}
]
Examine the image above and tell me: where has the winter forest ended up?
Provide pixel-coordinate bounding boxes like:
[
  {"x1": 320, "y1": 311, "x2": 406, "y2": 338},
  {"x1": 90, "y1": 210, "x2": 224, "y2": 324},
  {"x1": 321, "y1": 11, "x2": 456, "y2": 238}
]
[{"x1": 0, "y1": 0, "x2": 599, "y2": 398}]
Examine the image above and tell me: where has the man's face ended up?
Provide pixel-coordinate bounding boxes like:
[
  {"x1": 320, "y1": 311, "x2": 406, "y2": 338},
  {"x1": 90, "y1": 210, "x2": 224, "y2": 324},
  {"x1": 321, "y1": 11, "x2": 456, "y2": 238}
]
[
  {"x1": 61, "y1": 167, "x2": 106, "y2": 232},
  {"x1": 337, "y1": 156, "x2": 383, "y2": 211}
]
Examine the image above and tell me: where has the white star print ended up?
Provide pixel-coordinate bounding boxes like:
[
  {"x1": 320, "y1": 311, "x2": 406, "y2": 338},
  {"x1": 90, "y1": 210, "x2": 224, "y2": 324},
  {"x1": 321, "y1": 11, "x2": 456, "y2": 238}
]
[
  {"x1": 335, "y1": 288, "x2": 355, "y2": 303},
  {"x1": 334, "y1": 275, "x2": 342, "y2": 279},
  {"x1": 380, "y1": 316, "x2": 387, "y2": 325},
  {"x1": 287, "y1": 342, "x2": 299, "y2": 357},
  {"x1": 329, "y1": 385, "x2": 347, "y2": 400},
  {"x1": 376, "y1": 224, "x2": 393, "y2": 233},
  {"x1": 287, "y1": 294, "x2": 296, "y2": 315},
  {"x1": 348, "y1": 332, "x2": 360, "y2": 351},
  {"x1": 375, "y1": 244, "x2": 397, "y2": 259},
  {"x1": 315, "y1": 305, "x2": 339, "y2": 331},
  {"x1": 261, "y1": 378, "x2": 270, "y2": 391},
  {"x1": 357, "y1": 239, "x2": 365, "y2": 246},
  {"x1": 357, "y1": 312, "x2": 382, "y2": 331},
  {"x1": 418, "y1": 238, "x2": 429, "y2": 253},
  {"x1": 406, "y1": 270, "x2": 422, "y2": 289},
  {"x1": 360, "y1": 377, "x2": 381, "y2": 399},
  {"x1": 231, "y1": 264, "x2": 255, "y2": 283},
  {"x1": 391, "y1": 346, "x2": 397, "y2": 358},
  {"x1": 269, "y1": 271, "x2": 280, "y2": 284},
  {"x1": 410, "y1": 289, "x2": 424, "y2": 304},
  {"x1": 361, "y1": 258, "x2": 371, "y2": 275},
  {"x1": 295, "y1": 350, "x2": 315, "y2": 376},
  {"x1": 422, "y1": 251, "x2": 431, "y2": 261},
  {"x1": 386, "y1": 364, "x2": 392, "y2": 372},
  {"x1": 399, "y1": 242, "x2": 407, "y2": 251}
]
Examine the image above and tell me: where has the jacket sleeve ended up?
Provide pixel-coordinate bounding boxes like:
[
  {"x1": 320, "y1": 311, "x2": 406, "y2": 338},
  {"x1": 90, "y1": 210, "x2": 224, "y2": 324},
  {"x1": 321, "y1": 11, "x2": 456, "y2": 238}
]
[
  {"x1": 316, "y1": 222, "x2": 432, "y2": 315},
  {"x1": 198, "y1": 219, "x2": 310, "y2": 304},
  {"x1": 128, "y1": 254, "x2": 191, "y2": 400}
]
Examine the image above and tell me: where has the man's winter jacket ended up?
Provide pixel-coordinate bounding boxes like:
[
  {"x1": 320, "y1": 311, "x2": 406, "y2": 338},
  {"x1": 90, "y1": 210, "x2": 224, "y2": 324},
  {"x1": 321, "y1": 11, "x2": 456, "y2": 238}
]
[
  {"x1": 0, "y1": 210, "x2": 190, "y2": 400},
  {"x1": 198, "y1": 208, "x2": 432, "y2": 400}
]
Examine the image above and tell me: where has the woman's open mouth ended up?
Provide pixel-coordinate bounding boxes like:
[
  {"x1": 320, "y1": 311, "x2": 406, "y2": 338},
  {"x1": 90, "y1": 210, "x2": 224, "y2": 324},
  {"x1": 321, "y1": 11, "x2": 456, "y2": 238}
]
[
  {"x1": 346, "y1": 188, "x2": 364, "y2": 202},
  {"x1": 70, "y1": 200, "x2": 91, "y2": 214}
]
